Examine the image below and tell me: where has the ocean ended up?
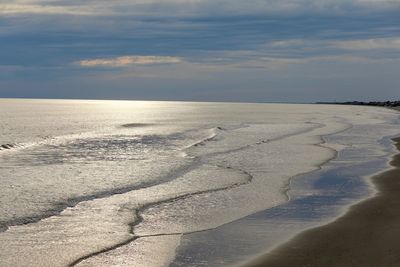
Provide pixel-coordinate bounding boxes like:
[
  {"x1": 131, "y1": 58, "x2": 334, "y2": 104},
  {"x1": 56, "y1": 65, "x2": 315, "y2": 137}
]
[{"x1": 0, "y1": 99, "x2": 399, "y2": 266}]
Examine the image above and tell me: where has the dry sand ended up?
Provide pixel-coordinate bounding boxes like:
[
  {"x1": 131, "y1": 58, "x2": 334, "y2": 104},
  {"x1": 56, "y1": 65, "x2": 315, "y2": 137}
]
[{"x1": 245, "y1": 137, "x2": 400, "y2": 267}]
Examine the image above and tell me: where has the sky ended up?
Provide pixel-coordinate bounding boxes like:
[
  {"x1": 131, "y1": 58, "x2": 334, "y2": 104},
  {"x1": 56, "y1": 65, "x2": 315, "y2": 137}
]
[{"x1": 0, "y1": 0, "x2": 399, "y2": 102}]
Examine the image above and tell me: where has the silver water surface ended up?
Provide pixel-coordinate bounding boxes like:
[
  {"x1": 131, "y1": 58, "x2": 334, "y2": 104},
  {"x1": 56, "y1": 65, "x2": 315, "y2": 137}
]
[{"x1": 0, "y1": 99, "x2": 398, "y2": 266}]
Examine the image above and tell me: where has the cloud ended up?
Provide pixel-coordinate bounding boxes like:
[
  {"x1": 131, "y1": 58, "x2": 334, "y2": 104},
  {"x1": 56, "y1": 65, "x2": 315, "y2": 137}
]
[
  {"x1": 78, "y1": 55, "x2": 182, "y2": 67},
  {"x1": 1, "y1": 0, "x2": 399, "y2": 16},
  {"x1": 0, "y1": 4, "x2": 95, "y2": 15},
  {"x1": 268, "y1": 39, "x2": 306, "y2": 48},
  {"x1": 334, "y1": 37, "x2": 400, "y2": 50},
  {"x1": 230, "y1": 55, "x2": 382, "y2": 70}
]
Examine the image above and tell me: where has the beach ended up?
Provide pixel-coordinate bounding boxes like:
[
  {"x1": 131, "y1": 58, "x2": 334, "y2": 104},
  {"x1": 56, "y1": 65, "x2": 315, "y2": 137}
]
[
  {"x1": 245, "y1": 137, "x2": 400, "y2": 267},
  {"x1": 0, "y1": 99, "x2": 399, "y2": 266},
  {"x1": 3, "y1": 0, "x2": 400, "y2": 265}
]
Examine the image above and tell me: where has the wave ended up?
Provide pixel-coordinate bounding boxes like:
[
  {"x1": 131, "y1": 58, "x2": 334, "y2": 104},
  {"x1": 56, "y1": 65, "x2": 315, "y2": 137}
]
[
  {"x1": 0, "y1": 123, "x2": 320, "y2": 233},
  {"x1": 69, "y1": 165, "x2": 254, "y2": 266},
  {"x1": 183, "y1": 124, "x2": 249, "y2": 150},
  {"x1": 188, "y1": 128, "x2": 220, "y2": 148},
  {"x1": 0, "y1": 159, "x2": 203, "y2": 233},
  {"x1": 0, "y1": 143, "x2": 32, "y2": 153},
  {"x1": 120, "y1": 123, "x2": 155, "y2": 128},
  {"x1": 0, "y1": 143, "x2": 15, "y2": 150},
  {"x1": 0, "y1": 124, "x2": 135, "y2": 155},
  {"x1": 0, "y1": 126, "x2": 228, "y2": 232}
]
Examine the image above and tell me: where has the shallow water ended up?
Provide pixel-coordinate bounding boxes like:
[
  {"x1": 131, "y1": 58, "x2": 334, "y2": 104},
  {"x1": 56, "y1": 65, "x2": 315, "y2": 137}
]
[
  {"x1": 0, "y1": 99, "x2": 398, "y2": 266},
  {"x1": 170, "y1": 133, "x2": 398, "y2": 267}
]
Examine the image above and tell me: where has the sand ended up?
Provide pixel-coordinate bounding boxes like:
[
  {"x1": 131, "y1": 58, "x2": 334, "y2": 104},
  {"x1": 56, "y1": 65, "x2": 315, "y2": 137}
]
[{"x1": 245, "y1": 137, "x2": 400, "y2": 267}]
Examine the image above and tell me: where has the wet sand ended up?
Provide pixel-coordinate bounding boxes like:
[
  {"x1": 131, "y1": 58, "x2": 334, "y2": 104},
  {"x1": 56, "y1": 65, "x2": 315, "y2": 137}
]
[{"x1": 245, "y1": 137, "x2": 400, "y2": 267}]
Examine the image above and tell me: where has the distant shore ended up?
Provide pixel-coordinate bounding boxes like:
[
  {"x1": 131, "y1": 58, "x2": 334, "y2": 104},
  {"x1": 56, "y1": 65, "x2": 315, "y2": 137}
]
[
  {"x1": 244, "y1": 136, "x2": 400, "y2": 267},
  {"x1": 316, "y1": 100, "x2": 400, "y2": 110}
]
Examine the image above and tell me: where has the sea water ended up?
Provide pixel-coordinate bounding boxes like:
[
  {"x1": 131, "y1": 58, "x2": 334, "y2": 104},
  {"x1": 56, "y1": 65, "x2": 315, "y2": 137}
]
[{"x1": 0, "y1": 99, "x2": 398, "y2": 266}]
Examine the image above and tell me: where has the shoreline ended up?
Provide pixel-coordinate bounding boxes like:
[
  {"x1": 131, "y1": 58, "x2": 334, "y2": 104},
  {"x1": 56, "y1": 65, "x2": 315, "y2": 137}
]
[
  {"x1": 170, "y1": 117, "x2": 396, "y2": 266},
  {"x1": 244, "y1": 136, "x2": 400, "y2": 267}
]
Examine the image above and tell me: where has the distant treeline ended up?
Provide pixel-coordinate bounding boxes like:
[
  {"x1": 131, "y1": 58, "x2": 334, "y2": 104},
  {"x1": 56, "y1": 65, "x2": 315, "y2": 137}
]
[{"x1": 317, "y1": 101, "x2": 400, "y2": 108}]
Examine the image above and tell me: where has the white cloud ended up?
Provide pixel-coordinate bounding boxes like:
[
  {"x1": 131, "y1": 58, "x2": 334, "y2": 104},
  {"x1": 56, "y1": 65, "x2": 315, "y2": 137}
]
[
  {"x1": 78, "y1": 55, "x2": 182, "y2": 67},
  {"x1": 268, "y1": 39, "x2": 306, "y2": 47},
  {"x1": 335, "y1": 37, "x2": 400, "y2": 50},
  {"x1": 0, "y1": 4, "x2": 95, "y2": 15}
]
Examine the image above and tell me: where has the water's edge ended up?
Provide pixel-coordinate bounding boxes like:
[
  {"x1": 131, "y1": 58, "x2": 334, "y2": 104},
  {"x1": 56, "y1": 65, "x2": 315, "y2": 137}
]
[
  {"x1": 243, "y1": 136, "x2": 400, "y2": 267},
  {"x1": 169, "y1": 121, "x2": 400, "y2": 267}
]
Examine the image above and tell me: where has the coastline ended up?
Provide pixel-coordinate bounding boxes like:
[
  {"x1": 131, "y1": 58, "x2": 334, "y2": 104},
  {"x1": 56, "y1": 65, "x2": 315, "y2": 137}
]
[
  {"x1": 169, "y1": 107, "x2": 399, "y2": 267},
  {"x1": 244, "y1": 137, "x2": 400, "y2": 267}
]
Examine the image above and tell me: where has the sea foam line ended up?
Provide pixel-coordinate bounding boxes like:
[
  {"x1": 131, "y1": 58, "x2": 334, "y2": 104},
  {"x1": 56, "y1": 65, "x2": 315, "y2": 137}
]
[
  {"x1": 0, "y1": 127, "x2": 219, "y2": 231},
  {"x1": 69, "y1": 123, "x2": 326, "y2": 266},
  {"x1": 69, "y1": 165, "x2": 254, "y2": 266}
]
